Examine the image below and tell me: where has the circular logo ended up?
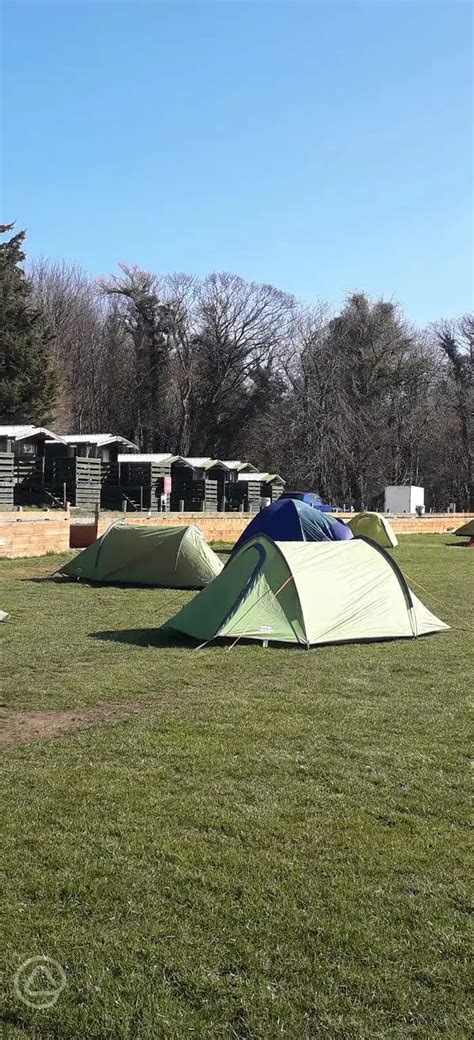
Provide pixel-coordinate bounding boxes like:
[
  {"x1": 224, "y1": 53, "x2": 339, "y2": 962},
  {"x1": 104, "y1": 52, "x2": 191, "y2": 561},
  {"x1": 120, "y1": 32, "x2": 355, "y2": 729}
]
[{"x1": 13, "y1": 956, "x2": 66, "y2": 1009}]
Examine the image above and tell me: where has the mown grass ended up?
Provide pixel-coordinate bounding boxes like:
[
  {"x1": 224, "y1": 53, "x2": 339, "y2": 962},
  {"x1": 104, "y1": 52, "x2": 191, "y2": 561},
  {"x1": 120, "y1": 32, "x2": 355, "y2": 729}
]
[{"x1": 0, "y1": 536, "x2": 472, "y2": 1039}]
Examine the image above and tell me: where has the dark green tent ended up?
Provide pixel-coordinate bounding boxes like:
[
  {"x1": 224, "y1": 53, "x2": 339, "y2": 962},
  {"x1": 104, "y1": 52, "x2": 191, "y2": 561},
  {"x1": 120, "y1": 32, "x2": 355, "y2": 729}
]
[
  {"x1": 60, "y1": 522, "x2": 223, "y2": 588},
  {"x1": 454, "y1": 518, "x2": 474, "y2": 537}
]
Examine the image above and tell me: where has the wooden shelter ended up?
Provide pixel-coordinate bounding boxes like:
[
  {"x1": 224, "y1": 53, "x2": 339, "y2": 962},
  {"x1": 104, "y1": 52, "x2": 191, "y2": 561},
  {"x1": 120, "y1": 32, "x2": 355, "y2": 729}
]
[
  {"x1": 170, "y1": 458, "x2": 260, "y2": 511},
  {"x1": 0, "y1": 425, "x2": 68, "y2": 507},
  {"x1": 219, "y1": 460, "x2": 258, "y2": 480},
  {"x1": 0, "y1": 425, "x2": 284, "y2": 513},
  {"x1": 170, "y1": 458, "x2": 220, "y2": 511},
  {"x1": 0, "y1": 453, "x2": 14, "y2": 510},
  {"x1": 228, "y1": 472, "x2": 286, "y2": 511},
  {"x1": 48, "y1": 434, "x2": 138, "y2": 463},
  {"x1": 262, "y1": 473, "x2": 286, "y2": 501},
  {"x1": 45, "y1": 434, "x2": 139, "y2": 509},
  {"x1": 103, "y1": 453, "x2": 174, "y2": 511}
]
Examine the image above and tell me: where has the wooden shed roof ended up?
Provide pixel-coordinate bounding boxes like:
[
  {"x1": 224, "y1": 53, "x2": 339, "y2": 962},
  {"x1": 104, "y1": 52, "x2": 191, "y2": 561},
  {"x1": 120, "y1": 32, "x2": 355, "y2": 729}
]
[
  {"x1": 61, "y1": 434, "x2": 139, "y2": 450},
  {"x1": 0, "y1": 424, "x2": 66, "y2": 443}
]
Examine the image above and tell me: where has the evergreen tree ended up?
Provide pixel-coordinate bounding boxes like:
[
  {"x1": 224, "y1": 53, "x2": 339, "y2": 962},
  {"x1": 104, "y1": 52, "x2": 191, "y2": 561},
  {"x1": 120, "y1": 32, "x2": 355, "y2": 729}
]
[{"x1": 0, "y1": 223, "x2": 57, "y2": 423}]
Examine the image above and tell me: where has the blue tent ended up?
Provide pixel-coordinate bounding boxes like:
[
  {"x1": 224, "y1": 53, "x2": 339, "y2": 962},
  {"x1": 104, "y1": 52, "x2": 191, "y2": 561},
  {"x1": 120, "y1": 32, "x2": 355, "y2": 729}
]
[
  {"x1": 280, "y1": 491, "x2": 335, "y2": 512},
  {"x1": 232, "y1": 499, "x2": 352, "y2": 554}
]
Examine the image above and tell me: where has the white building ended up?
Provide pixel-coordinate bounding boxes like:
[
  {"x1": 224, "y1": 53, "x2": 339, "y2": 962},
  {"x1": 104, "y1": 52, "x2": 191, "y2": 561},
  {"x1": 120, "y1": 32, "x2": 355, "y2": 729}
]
[{"x1": 384, "y1": 485, "x2": 425, "y2": 513}]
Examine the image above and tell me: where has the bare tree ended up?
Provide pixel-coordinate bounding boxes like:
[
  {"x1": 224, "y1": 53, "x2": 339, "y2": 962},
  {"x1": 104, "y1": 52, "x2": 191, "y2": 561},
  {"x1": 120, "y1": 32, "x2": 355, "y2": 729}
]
[
  {"x1": 433, "y1": 315, "x2": 473, "y2": 508},
  {"x1": 98, "y1": 265, "x2": 180, "y2": 450},
  {"x1": 261, "y1": 294, "x2": 439, "y2": 508},
  {"x1": 160, "y1": 273, "x2": 201, "y2": 455},
  {"x1": 25, "y1": 258, "x2": 473, "y2": 509},
  {"x1": 191, "y1": 272, "x2": 296, "y2": 456},
  {"x1": 30, "y1": 258, "x2": 106, "y2": 431}
]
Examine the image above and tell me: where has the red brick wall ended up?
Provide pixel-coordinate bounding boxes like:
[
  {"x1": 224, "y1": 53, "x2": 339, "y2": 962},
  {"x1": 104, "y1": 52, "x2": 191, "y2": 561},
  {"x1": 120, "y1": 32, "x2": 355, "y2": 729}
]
[{"x1": 0, "y1": 509, "x2": 70, "y2": 559}]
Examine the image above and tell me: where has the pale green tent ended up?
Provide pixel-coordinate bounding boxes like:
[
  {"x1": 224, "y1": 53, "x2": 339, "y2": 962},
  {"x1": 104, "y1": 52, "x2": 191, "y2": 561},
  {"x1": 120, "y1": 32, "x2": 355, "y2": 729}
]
[
  {"x1": 164, "y1": 534, "x2": 448, "y2": 646},
  {"x1": 60, "y1": 522, "x2": 223, "y2": 588},
  {"x1": 454, "y1": 518, "x2": 474, "y2": 537},
  {"x1": 348, "y1": 511, "x2": 398, "y2": 548}
]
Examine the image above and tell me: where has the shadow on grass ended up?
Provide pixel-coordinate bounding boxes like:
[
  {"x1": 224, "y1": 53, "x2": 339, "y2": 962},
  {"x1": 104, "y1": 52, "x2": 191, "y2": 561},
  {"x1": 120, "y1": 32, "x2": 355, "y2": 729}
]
[
  {"x1": 90, "y1": 628, "x2": 194, "y2": 649},
  {"x1": 89, "y1": 630, "x2": 428, "y2": 651},
  {"x1": 22, "y1": 575, "x2": 62, "y2": 584}
]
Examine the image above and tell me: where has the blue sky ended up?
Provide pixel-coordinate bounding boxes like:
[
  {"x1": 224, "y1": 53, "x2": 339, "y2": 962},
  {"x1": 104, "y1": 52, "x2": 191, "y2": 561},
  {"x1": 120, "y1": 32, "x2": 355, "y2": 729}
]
[{"x1": 2, "y1": 0, "x2": 472, "y2": 324}]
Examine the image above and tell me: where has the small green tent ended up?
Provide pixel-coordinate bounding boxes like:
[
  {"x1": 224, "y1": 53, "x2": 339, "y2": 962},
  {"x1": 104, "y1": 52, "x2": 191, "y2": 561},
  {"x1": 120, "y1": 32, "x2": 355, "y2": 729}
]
[
  {"x1": 454, "y1": 518, "x2": 474, "y2": 537},
  {"x1": 60, "y1": 522, "x2": 223, "y2": 588},
  {"x1": 164, "y1": 534, "x2": 448, "y2": 646},
  {"x1": 348, "y1": 511, "x2": 398, "y2": 548}
]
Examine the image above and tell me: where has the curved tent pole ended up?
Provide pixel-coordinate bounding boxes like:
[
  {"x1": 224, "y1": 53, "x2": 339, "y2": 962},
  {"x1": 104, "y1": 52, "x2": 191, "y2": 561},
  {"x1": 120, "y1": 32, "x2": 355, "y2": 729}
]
[
  {"x1": 223, "y1": 537, "x2": 308, "y2": 648},
  {"x1": 93, "y1": 517, "x2": 123, "y2": 573},
  {"x1": 218, "y1": 541, "x2": 268, "y2": 633},
  {"x1": 224, "y1": 572, "x2": 302, "y2": 651},
  {"x1": 173, "y1": 524, "x2": 193, "y2": 573},
  {"x1": 93, "y1": 525, "x2": 201, "y2": 585},
  {"x1": 355, "y1": 535, "x2": 417, "y2": 637},
  {"x1": 267, "y1": 538, "x2": 308, "y2": 645},
  {"x1": 52, "y1": 515, "x2": 122, "y2": 579},
  {"x1": 94, "y1": 525, "x2": 171, "y2": 582},
  {"x1": 297, "y1": 501, "x2": 305, "y2": 542},
  {"x1": 189, "y1": 540, "x2": 268, "y2": 652},
  {"x1": 198, "y1": 536, "x2": 304, "y2": 649},
  {"x1": 224, "y1": 572, "x2": 295, "y2": 641}
]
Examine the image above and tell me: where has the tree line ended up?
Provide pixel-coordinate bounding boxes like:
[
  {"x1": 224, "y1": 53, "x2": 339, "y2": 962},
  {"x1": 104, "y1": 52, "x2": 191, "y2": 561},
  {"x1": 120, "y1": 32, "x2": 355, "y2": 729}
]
[{"x1": 1, "y1": 224, "x2": 472, "y2": 509}]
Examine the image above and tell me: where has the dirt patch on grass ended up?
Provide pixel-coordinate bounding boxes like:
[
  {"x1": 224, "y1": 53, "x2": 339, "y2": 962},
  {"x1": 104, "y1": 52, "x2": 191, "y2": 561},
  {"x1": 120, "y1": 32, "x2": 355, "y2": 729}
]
[{"x1": 0, "y1": 700, "x2": 146, "y2": 749}]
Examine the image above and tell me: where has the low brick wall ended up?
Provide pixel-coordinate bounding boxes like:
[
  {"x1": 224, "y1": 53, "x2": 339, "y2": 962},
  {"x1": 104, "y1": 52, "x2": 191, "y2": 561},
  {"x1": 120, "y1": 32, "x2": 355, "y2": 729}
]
[
  {"x1": 384, "y1": 516, "x2": 472, "y2": 535},
  {"x1": 95, "y1": 513, "x2": 251, "y2": 543},
  {"x1": 0, "y1": 509, "x2": 473, "y2": 559},
  {"x1": 95, "y1": 511, "x2": 474, "y2": 543},
  {"x1": 0, "y1": 509, "x2": 70, "y2": 559}
]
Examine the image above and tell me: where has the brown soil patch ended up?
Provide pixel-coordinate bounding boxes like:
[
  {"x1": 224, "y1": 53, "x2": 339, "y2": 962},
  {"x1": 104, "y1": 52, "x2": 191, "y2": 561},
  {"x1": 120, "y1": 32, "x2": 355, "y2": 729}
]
[{"x1": 0, "y1": 700, "x2": 146, "y2": 750}]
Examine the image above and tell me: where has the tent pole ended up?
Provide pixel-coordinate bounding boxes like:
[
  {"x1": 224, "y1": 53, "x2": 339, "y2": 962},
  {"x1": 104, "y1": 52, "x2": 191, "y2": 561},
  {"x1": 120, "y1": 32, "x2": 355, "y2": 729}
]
[
  {"x1": 225, "y1": 635, "x2": 242, "y2": 652},
  {"x1": 194, "y1": 639, "x2": 213, "y2": 651}
]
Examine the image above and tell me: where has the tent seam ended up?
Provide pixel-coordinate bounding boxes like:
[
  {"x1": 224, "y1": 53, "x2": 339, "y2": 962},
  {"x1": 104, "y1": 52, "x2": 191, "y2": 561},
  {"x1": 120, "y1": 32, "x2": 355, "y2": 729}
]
[
  {"x1": 93, "y1": 518, "x2": 123, "y2": 572},
  {"x1": 355, "y1": 535, "x2": 415, "y2": 623},
  {"x1": 265, "y1": 538, "x2": 308, "y2": 644},
  {"x1": 174, "y1": 525, "x2": 190, "y2": 574}
]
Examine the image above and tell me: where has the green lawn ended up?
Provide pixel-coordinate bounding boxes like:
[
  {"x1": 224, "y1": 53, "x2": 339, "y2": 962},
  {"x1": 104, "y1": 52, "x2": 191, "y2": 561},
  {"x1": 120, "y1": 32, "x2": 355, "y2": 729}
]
[{"x1": 1, "y1": 536, "x2": 472, "y2": 1039}]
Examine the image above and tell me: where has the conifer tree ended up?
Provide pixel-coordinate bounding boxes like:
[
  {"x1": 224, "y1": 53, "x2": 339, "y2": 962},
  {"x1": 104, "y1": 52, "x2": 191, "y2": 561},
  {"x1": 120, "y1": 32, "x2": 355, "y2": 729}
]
[{"x1": 0, "y1": 223, "x2": 57, "y2": 422}]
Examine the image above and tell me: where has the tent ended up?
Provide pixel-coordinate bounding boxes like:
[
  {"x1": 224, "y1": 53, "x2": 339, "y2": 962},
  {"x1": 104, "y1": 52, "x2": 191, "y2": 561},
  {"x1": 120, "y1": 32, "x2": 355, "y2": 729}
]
[
  {"x1": 165, "y1": 534, "x2": 448, "y2": 647},
  {"x1": 454, "y1": 518, "x2": 474, "y2": 545},
  {"x1": 348, "y1": 511, "x2": 398, "y2": 548},
  {"x1": 280, "y1": 491, "x2": 335, "y2": 513},
  {"x1": 59, "y1": 522, "x2": 223, "y2": 588},
  {"x1": 232, "y1": 499, "x2": 351, "y2": 555}
]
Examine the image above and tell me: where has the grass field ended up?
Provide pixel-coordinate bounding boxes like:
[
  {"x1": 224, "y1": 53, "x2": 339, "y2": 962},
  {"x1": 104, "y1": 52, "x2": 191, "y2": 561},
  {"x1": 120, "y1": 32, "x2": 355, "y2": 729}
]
[{"x1": 1, "y1": 536, "x2": 472, "y2": 1039}]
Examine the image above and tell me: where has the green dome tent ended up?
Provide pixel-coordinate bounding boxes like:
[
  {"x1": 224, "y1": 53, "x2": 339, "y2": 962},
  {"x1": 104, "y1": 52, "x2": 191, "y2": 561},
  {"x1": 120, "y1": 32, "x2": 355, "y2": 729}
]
[
  {"x1": 164, "y1": 534, "x2": 448, "y2": 647},
  {"x1": 60, "y1": 522, "x2": 223, "y2": 588},
  {"x1": 348, "y1": 511, "x2": 398, "y2": 548},
  {"x1": 454, "y1": 518, "x2": 474, "y2": 539}
]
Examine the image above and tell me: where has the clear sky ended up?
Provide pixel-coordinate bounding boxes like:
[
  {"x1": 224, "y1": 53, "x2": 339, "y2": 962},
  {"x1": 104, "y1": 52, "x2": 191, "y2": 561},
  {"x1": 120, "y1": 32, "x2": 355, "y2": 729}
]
[{"x1": 1, "y1": 0, "x2": 473, "y2": 325}]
